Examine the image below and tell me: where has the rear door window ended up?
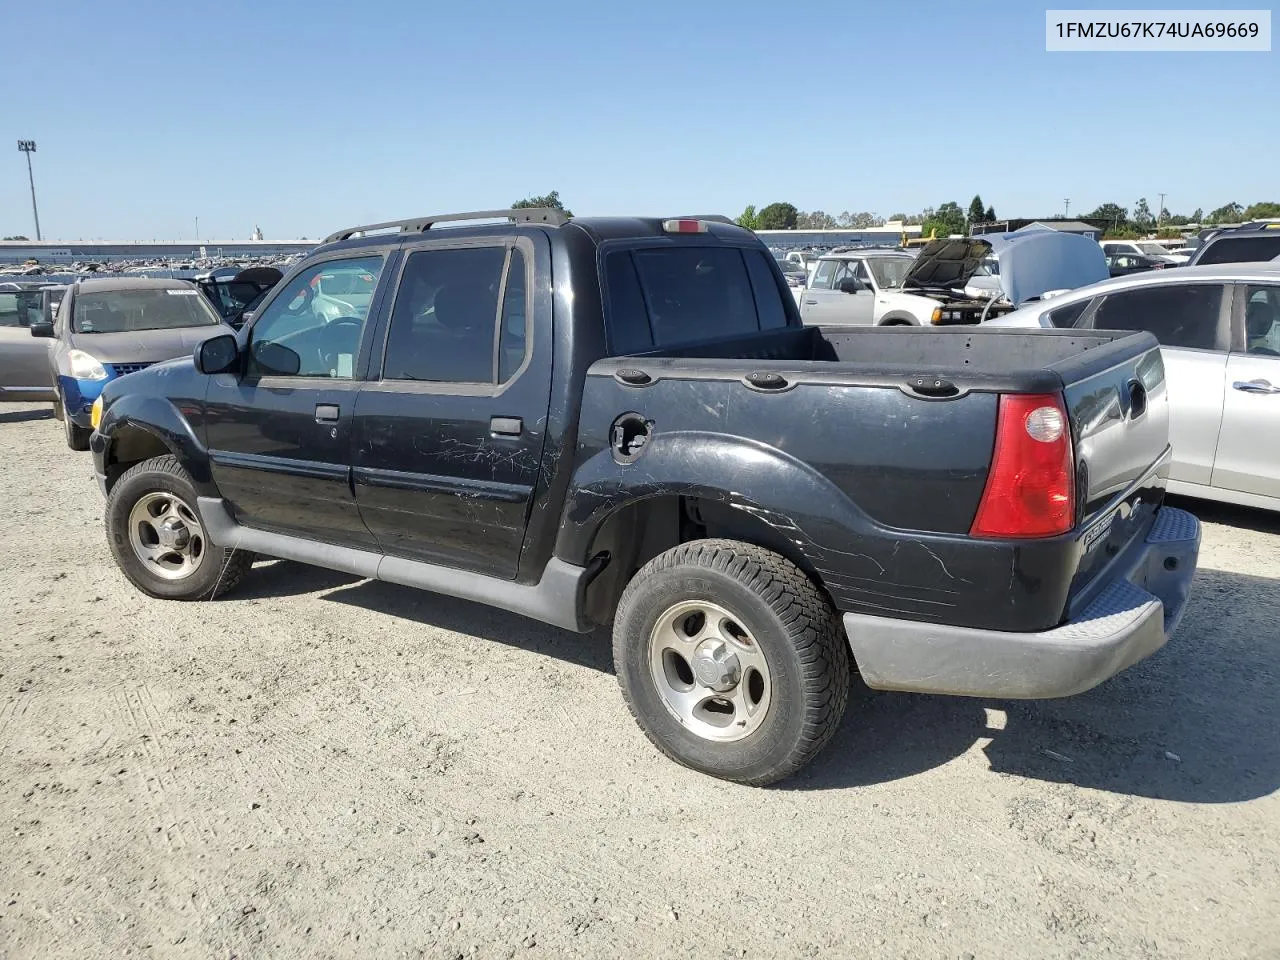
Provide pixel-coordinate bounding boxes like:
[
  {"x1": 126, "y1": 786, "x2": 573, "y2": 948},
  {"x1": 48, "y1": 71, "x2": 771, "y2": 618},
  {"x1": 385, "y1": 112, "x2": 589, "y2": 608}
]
[
  {"x1": 382, "y1": 245, "x2": 515, "y2": 384},
  {"x1": 1091, "y1": 283, "x2": 1227, "y2": 350},
  {"x1": 1196, "y1": 235, "x2": 1280, "y2": 265},
  {"x1": 1243, "y1": 285, "x2": 1280, "y2": 356},
  {"x1": 603, "y1": 246, "x2": 790, "y2": 351}
]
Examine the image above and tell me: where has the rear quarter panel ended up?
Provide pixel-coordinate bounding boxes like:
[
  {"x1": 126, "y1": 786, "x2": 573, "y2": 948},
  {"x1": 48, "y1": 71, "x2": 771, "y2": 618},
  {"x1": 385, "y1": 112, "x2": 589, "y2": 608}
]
[{"x1": 560, "y1": 369, "x2": 1094, "y2": 633}]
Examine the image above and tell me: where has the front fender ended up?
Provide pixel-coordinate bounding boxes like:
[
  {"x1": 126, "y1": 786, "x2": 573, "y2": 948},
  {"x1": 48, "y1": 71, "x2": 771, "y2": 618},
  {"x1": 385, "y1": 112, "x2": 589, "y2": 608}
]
[
  {"x1": 556, "y1": 430, "x2": 881, "y2": 579},
  {"x1": 93, "y1": 393, "x2": 216, "y2": 496}
]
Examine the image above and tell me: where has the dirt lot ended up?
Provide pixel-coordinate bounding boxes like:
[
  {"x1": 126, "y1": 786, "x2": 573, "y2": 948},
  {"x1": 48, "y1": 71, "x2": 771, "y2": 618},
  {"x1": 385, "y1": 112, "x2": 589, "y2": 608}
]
[{"x1": 1, "y1": 401, "x2": 1277, "y2": 960}]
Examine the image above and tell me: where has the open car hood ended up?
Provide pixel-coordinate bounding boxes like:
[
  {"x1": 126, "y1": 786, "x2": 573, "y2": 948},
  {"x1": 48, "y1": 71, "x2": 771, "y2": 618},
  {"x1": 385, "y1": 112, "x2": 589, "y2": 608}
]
[{"x1": 904, "y1": 228, "x2": 1107, "y2": 306}]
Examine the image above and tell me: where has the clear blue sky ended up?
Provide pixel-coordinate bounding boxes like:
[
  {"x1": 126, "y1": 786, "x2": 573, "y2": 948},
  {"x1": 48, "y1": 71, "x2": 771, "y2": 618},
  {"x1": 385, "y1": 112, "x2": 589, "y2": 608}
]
[{"x1": 4, "y1": 0, "x2": 1276, "y2": 241}]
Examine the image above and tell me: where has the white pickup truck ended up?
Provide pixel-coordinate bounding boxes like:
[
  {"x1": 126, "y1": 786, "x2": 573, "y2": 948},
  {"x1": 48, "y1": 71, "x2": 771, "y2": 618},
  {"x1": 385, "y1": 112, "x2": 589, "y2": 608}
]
[{"x1": 799, "y1": 230, "x2": 1108, "y2": 327}]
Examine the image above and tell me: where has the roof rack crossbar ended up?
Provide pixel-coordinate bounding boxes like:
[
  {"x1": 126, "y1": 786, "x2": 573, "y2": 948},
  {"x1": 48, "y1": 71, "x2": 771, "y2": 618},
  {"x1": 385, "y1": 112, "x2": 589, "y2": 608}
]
[{"x1": 322, "y1": 207, "x2": 569, "y2": 245}]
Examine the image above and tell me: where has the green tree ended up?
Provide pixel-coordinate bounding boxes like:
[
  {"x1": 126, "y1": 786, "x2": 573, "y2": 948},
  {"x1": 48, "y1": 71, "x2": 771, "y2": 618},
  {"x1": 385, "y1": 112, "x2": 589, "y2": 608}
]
[
  {"x1": 1190, "y1": 207, "x2": 1203, "y2": 223},
  {"x1": 2, "y1": 235, "x2": 29, "y2": 241},
  {"x1": 926, "y1": 201, "x2": 967, "y2": 237},
  {"x1": 756, "y1": 202, "x2": 799, "y2": 230},
  {"x1": 984, "y1": 205, "x2": 996, "y2": 223},
  {"x1": 511, "y1": 190, "x2": 573, "y2": 216},
  {"x1": 1086, "y1": 203, "x2": 1129, "y2": 233},
  {"x1": 1244, "y1": 201, "x2": 1280, "y2": 220},
  {"x1": 967, "y1": 195, "x2": 986, "y2": 225},
  {"x1": 1132, "y1": 197, "x2": 1154, "y2": 232},
  {"x1": 1207, "y1": 202, "x2": 1243, "y2": 224},
  {"x1": 888, "y1": 212, "x2": 908, "y2": 222},
  {"x1": 736, "y1": 205, "x2": 759, "y2": 230},
  {"x1": 797, "y1": 210, "x2": 837, "y2": 229}
]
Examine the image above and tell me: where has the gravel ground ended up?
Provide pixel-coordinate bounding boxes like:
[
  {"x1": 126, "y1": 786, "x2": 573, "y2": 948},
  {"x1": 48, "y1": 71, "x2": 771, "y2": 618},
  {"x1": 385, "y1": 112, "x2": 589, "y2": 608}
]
[{"x1": 1, "y1": 400, "x2": 1277, "y2": 960}]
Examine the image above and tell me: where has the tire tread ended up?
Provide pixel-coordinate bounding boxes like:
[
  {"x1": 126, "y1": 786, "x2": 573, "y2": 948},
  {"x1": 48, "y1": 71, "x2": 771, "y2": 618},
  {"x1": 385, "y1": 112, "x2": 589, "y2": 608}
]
[
  {"x1": 107, "y1": 455, "x2": 253, "y2": 600},
  {"x1": 614, "y1": 538, "x2": 849, "y2": 786}
]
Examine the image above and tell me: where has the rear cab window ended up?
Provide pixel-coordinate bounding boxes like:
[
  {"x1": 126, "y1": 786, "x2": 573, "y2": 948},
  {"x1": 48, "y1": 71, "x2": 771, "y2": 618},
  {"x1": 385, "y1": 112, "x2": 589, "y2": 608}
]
[{"x1": 602, "y1": 245, "x2": 793, "y2": 354}]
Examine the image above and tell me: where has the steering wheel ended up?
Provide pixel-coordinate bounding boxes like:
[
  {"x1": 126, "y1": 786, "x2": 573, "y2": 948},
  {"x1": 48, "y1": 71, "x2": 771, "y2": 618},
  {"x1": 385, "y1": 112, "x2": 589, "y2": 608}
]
[{"x1": 317, "y1": 316, "x2": 364, "y2": 373}]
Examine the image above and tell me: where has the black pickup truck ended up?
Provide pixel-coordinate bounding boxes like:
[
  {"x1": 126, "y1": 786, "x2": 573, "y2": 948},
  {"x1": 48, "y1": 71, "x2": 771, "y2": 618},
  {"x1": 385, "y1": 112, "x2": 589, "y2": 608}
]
[{"x1": 89, "y1": 209, "x2": 1201, "y2": 785}]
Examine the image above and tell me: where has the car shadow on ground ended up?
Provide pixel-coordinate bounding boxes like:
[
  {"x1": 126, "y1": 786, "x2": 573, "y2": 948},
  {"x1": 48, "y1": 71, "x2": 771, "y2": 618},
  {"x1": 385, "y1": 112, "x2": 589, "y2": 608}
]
[
  {"x1": 0, "y1": 407, "x2": 52, "y2": 424},
  {"x1": 799, "y1": 566, "x2": 1279, "y2": 803},
  {"x1": 240, "y1": 560, "x2": 612, "y2": 674},
  {"x1": 237, "y1": 561, "x2": 1277, "y2": 803}
]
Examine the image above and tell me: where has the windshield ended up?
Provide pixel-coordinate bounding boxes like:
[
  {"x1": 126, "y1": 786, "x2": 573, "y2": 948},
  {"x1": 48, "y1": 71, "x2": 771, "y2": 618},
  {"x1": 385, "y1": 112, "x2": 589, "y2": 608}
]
[
  {"x1": 1138, "y1": 243, "x2": 1171, "y2": 256},
  {"x1": 316, "y1": 268, "x2": 377, "y2": 297},
  {"x1": 73, "y1": 288, "x2": 221, "y2": 333},
  {"x1": 866, "y1": 257, "x2": 914, "y2": 288}
]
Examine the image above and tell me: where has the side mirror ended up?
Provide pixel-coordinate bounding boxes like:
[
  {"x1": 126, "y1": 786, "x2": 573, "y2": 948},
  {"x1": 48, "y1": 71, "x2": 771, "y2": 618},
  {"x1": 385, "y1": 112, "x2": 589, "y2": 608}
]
[
  {"x1": 195, "y1": 333, "x2": 240, "y2": 374},
  {"x1": 837, "y1": 277, "x2": 866, "y2": 294},
  {"x1": 250, "y1": 340, "x2": 301, "y2": 377},
  {"x1": 29, "y1": 320, "x2": 55, "y2": 338}
]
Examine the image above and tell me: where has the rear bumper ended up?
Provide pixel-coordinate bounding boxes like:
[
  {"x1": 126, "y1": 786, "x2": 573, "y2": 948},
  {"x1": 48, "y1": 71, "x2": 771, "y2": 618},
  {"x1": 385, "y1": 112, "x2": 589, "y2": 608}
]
[{"x1": 843, "y1": 506, "x2": 1200, "y2": 699}]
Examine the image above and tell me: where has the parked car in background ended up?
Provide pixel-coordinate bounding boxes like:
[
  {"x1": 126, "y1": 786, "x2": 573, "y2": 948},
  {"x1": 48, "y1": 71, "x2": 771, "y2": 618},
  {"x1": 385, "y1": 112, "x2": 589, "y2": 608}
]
[
  {"x1": 771, "y1": 253, "x2": 808, "y2": 288},
  {"x1": 0, "y1": 281, "x2": 58, "y2": 403},
  {"x1": 88, "y1": 209, "x2": 1198, "y2": 785},
  {"x1": 1106, "y1": 252, "x2": 1170, "y2": 277},
  {"x1": 194, "y1": 266, "x2": 282, "y2": 328},
  {"x1": 1186, "y1": 226, "x2": 1280, "y2": 266},
  {"x1": 983, "y1": 263, "x2": 1280, "y2": 512},
  {"x1": 1101, "y1": 240, "x2": 1184, "y2": 264},
  {"x1": 800, "y1": 228, "x2": 1108, "y2": 326},
  {"x1": 31, "y1": 278, "x2": 232, "y2": 450}
]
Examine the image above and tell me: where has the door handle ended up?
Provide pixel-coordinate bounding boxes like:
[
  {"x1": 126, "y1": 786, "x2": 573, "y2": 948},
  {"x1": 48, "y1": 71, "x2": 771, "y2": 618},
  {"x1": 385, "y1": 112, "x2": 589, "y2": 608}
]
[
  {"x1": 804, "y1": 299, "x2": 818, "y2": 305},
  {"x1": 315, "y1": 403, "x2": 340, "y2": 422},
  {"x1": 1232, "y1": 379, "x2": 1280, "y2": 395},
  {"x1": 490, "y1": 416, "x2": 523, "y2": 436}
]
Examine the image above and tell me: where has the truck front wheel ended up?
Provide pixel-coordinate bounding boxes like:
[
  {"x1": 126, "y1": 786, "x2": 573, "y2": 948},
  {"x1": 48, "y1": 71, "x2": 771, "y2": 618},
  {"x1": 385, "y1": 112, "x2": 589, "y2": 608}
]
[
  {"x1": 105, "y1": 455, "x2": 254, "y2": 600},
  {"x1": 612, "y1": 539, "x2": 849, "y2": 785}
]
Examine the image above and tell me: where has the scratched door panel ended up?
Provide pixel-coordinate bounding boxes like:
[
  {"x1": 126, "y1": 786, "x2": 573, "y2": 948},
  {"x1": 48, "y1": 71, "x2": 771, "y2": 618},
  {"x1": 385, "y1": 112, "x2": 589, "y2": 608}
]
[
  {"x1": 352, "y1": 385, "x2": 546, "y2": 577},
  {"x1": 351, "y1": 237, "x2": 552, "y2": 580}
]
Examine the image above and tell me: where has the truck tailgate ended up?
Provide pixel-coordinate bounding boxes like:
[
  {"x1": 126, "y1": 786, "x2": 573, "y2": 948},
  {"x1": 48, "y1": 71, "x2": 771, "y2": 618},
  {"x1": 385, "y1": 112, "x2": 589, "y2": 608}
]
[{"x1": 1058, "y1": 339, "x2": 1171, "y2": 619}]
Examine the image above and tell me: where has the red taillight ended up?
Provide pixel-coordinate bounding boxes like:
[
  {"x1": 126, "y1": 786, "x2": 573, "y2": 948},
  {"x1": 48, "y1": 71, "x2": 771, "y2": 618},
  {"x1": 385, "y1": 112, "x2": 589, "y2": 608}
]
[{"x1": 970, "y1": 393, "x2": 1075, "y2": 539}]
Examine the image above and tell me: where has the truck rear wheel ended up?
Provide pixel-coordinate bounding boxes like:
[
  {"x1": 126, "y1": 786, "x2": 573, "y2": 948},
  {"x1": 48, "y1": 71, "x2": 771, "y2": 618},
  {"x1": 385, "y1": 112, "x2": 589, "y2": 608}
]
[
  {"x1": 612, "y1": 539, "x2": 849, "y2": 785},
  {"x1": 105, "y1": 455, "x2": 254, "y2": 600}
]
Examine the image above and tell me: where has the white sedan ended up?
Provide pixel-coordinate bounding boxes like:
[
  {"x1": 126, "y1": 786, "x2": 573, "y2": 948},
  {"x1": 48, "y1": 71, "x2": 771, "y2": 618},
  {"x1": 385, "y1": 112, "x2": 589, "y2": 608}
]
[{"x1": 984, "y1": 263, "x2": 1280, "y2": 512}]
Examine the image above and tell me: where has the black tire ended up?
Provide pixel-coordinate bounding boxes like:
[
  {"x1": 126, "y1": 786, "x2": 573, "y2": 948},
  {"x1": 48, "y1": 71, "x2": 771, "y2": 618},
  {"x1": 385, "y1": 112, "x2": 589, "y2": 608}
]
[
  {"x1": 612, "y1": 539, "x2": 849, "y2": 786},
  {"x1": 51, "y1": 397, "x2": 64, "y2": 421},
  {"x1": 63, "y1": 404, "x2": 91, "y2": 451},
  {"x1": 105, "y1": 455, "x2": 254, "y2": 600}
]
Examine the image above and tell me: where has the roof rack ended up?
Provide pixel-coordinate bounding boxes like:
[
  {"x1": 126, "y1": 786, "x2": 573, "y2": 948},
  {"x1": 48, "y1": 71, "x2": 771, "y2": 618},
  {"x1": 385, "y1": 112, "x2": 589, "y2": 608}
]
[{"x1": 322, "y1": 207, "x2": 569, "y2": 245}]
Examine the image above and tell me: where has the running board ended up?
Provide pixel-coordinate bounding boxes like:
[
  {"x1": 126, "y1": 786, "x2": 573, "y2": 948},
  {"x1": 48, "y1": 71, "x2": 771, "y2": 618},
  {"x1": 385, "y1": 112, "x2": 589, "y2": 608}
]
[{"x1": 196, "y1": 497, "x2": 593, "y2": 633}]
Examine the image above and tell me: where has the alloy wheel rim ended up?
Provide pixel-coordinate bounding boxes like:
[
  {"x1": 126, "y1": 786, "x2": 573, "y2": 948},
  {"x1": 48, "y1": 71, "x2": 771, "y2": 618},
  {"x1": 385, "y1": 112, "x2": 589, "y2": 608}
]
[
  {"x1": 127, "y1": 491, "x2": 207, "y2": 581},
  {"x1": 647, "y1": 600, "x2": 772, "y2": 742}
]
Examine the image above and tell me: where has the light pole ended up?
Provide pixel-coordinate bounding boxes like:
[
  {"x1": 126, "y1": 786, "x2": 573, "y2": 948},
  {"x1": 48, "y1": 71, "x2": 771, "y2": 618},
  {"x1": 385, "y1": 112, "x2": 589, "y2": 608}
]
[
  {"x1": 17, "y1": 140, "x2": 42, "y2": 241},
  {"x1": 1157, "y1": 192, "x2": 1165, "y2": 230},
  {"x1": 1063, "y1": 198, "x2": 1071, "y2": 219},
  {"x1": 195, "y1": 216, "x2": 200, "y2": 243}
]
